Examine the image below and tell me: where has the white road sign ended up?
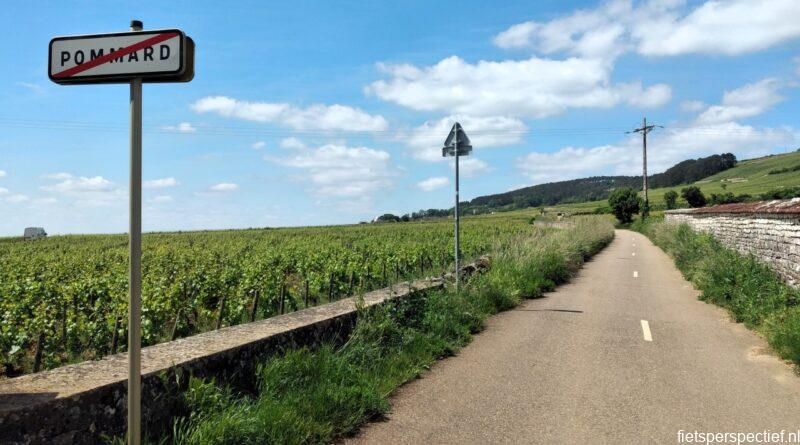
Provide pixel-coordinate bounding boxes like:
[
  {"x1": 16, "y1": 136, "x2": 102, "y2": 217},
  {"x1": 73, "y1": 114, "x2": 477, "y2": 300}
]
[
  {"x1": 48, "y1": 21, "x2": 195, "y2": 445},
  {"x1": 49, "y1": 29, "x2": 193, "y2": 84}
]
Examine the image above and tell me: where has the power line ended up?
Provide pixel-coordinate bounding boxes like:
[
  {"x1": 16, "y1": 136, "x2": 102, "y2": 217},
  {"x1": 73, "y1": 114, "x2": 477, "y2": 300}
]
[{"x1": 0, "y1": 116, "x2": 794, "y2": 139}]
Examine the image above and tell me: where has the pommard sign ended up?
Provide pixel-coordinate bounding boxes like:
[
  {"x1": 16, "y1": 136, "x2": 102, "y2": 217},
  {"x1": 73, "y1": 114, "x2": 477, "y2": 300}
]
[{"x1": 49, "y1": 29, "x2": 194, "y2": 84}]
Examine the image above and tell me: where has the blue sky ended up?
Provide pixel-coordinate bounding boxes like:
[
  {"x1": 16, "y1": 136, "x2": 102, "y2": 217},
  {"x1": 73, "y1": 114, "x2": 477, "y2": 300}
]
[{"x1": 2, "y1": 0, "x2": 800, "y2": 235}]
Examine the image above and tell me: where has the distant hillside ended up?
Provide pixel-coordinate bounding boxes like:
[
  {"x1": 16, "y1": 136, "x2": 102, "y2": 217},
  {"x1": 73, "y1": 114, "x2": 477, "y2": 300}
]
[
  {"x1": 544, "y1": 150, "x2": 800, "y2": 213},
  {"x1": 462, "y1": 153, "x2": 736, "y2": 213}
]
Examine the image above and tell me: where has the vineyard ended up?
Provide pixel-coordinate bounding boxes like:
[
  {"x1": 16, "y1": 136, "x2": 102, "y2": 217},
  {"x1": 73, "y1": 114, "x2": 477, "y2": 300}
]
[{"x1": 0, "y1": 214, "x2": 535, "y2": 377}]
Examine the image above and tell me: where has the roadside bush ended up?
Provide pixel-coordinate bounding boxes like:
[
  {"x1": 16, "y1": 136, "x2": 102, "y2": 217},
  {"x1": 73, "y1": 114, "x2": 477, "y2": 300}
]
[
  {"x1": 764, "y1": 307, "x2": 800, "y2": 363},
  {"x1": 608, "y1": 188, "x2": 641, "y2": 224},
  {"x1": 664, "y1": 190, "x2": 678, "y2": 209},
  {"x1": 760, "y1": 187, "x2": 800, "y2": 200},
  {"x1": 681, "y1": 186, "x2": 706, "y2": 208},
  {"x1": 693, "y1": 246, "x2": 792, "y2": 326}
]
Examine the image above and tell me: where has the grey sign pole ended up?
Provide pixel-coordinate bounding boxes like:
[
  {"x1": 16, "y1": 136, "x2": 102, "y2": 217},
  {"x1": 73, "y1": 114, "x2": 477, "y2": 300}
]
[
  {"x1": 128, "y1": 19, "x2": 143, "y2": 445},
  {"x1": 454, "y1": 129, "x2": 460, "y2": 291},
  {"x1": 48, "y1": 20, "x2": 193, "y2": 444},
  {"x1": 442, "y1": 123, "x2": 471, "y2": 292}
]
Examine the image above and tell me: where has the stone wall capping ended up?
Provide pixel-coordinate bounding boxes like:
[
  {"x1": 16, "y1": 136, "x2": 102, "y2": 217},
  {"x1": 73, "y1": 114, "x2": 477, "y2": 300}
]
[
  {"x1": 0, "y1": 257, "x2": 491, "y2": 444},
  {"x1": 664, "y1": 200, "x2": 799, "y2": 287}
]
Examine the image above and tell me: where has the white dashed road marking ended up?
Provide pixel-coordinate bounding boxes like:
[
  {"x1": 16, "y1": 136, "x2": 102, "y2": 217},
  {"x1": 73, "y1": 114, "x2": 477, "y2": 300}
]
[
  {"x1": 633, "y1": 271, "x2": 639, "y2": 278},
  {"x1": 641, "y1": 320, "x2": 653, "y2": 342}
]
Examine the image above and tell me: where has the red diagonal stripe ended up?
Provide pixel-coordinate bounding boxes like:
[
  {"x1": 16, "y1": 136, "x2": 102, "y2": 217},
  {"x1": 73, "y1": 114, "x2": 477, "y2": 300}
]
[{"x1": 53, "y1": 32, "x2": 179, "y2": 78}]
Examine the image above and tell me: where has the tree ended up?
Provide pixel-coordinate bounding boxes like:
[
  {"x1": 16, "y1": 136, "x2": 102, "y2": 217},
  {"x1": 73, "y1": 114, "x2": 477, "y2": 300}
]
[
  {"x1": 664, "y1": 190, "x2": 678, "y2": 210},
  {"x1": 375, "y1": 213, "x2": 401, "y2": 223},
  {"x1": 608, "y1": 188, "x2": 641, "y2": 224},
  {"x1": 681, "y1": 186, "x2": 707, "y2": 208}
]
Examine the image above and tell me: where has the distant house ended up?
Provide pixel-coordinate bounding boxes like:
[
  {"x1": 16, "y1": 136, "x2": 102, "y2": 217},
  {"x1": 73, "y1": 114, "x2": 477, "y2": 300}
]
[{"x1": 23, "y1": 227, "x2": 47, "y2": 240}]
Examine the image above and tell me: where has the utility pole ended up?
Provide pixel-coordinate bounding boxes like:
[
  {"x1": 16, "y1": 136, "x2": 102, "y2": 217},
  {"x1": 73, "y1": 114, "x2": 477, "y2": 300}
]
[{"x1": 629, "y1": 117, "x2": 662, "y2": 218}]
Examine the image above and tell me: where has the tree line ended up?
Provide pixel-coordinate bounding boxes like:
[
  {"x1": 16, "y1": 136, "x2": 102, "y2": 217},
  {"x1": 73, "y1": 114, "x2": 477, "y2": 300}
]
[{"x1": 374, "y1": 153, "x2": 738, "y2": 223}]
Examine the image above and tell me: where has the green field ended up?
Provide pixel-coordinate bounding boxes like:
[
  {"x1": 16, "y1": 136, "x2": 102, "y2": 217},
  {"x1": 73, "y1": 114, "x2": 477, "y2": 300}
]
[
  {"x1": 0, "y1": 215, "x2": 536, "y2": 377},
  {"x1": 549, "y1": 151, "x2": 800, "y2": 213}
]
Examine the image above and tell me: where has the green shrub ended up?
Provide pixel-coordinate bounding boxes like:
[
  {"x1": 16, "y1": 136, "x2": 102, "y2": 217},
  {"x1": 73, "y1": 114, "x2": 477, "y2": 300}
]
[
  {"x1": 760, "y1": 186, "x2": 800, "y2": 200},
  {"x1": 681, "y1": 186, "x2": 706, "y2": 208},
  {"x1": 608, "y1": 188, "x2": 641, "y2": 224},
  {"x1": 664, "y1": 190, "x2": 678, "y2": 209},
  {"x1": 764, "y1": 307, "x2": 800, "y2": 363}
]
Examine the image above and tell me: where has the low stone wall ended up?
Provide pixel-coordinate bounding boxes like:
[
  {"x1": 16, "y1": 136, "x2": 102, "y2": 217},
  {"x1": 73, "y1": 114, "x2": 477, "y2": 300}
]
[
  {"x1": 0, "y1": 258, "x2": 489, "y2": 445},
  {"x1": 664, "y1": 199, "x2": 800, "y2": 286}
]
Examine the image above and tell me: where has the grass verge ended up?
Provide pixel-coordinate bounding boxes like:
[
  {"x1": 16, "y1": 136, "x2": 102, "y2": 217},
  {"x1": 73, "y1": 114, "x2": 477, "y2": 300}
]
[
  {"x1": 631, "y1": 217, "x2": 800, "y2": 366},
  {"x1": 137, "y1": 217, "x2": 613, "y2": 445}
]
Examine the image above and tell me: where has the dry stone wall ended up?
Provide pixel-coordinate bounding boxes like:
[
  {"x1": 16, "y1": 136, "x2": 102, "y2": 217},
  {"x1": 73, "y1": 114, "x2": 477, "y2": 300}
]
[
  {"x1": 664, "y1": 199, "x2": 800, "y2": 286},
  {"x1": 0, "y1": 258, "x2": 489, "y2": 445}
]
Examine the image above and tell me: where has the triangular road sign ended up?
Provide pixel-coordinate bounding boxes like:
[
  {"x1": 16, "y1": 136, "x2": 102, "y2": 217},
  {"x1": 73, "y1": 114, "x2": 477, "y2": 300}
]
[{"x1": 442, "y1": 122, "x2": 473, "y2": 157}]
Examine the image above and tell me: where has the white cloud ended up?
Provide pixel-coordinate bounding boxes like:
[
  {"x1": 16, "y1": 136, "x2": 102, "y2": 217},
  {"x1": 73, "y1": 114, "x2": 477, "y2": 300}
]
[
  {"x1": 6, "y1": 194, "x2": 29, "y2": 203},
  {"x1": 149, "y1": 195, "x2": 174, "y2": 204},
  {"x1": 40, "y1": 173, "x2": 123, "y2": 206},
  {"x1": 518, "y1": 122, "x2": 794, "y2": 184},
  {"x1": 493, "y1": 21, "x2": 539, "y2": 50},
  {"x1": 280, "y1": 137, "x2": 306, "y2": 150},
  {"x1": 17, "y1": 82, "x2": 45, "y2": 94},
  {"x1": 267, "y1": 143, "x2": 396, "y2": 207},
  {"x1": 161, "y1": 122, "x2": 197, "y2": 133},
  {"x1": 0, "y1": 187, "x2": 8, "y2": 195},
  {"x1": 405, "y1": 115, "x2": 526, "y2": 161},
  {"x1": 0, "y1": 170, "x2": 6, "y2": 178},
  {"x1": 494, "y1": 0, "x2": 800, "y2": 58},
  {"x1": 517, "y1": 75, "x2": 796, "y2": 184},
  {"x1": 416, "y1": 176, "x2": 449, "y2": 192},
  {"x1": 209, "y1": 182, "x2": 239, "y2": 192},
  {"x1": 143, "y1": 177, "x2": 180, "y2": 189},
  {"x1": 493, "y1": 0, "x2": 632, "y2": 59},
  {"x1": 32, "y1": 197, "x2": 57, "y2": 206},
  {"x1": 42, "y1": 172, "x2": 72, "y2": 180},
  {"x1": 637, "y1": 0, "x2": 800, "y2": 56},
  {"x1": 367, "y1": 56, "x2": 671, "y2": 119},
  {"x1": 251, "y1": 141, "x2": 267, "y2": 150},
  {"x1": 453, "y1": 158, "x2": 491, "y2": 178},
  {"x1": 696, "y1": 78, "x2": 787, "y2": 125},
  {"x1": 192, "y1": 96, "x2": 389, "y2": 131},
  {"x1": 680, "y1": 100, "x2": 707, "y2": 113},
  {"x1": 42, "y1": 175, "x2": 116, "y2": 194}
]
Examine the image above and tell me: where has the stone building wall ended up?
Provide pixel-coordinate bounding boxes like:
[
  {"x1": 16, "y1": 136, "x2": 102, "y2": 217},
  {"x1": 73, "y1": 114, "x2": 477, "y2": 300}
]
[{"x1": 664, "y1": 199, "x2": 800, "y2": 286}]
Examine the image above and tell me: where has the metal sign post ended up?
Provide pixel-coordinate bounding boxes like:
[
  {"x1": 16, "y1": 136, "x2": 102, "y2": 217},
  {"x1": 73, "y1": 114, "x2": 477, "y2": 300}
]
[
  {"x1": 454, "y1": 129, "x2": 460, "y2": 288},
  {"x1": 442, "y1": 122, "x2": 472, "y2": 291},
  {"x1": 49, "y1": 21, "x2": 194, "y2": 445},
  {"x1": 127, "y1": 20, "x2": 143, "y2": 445}
]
